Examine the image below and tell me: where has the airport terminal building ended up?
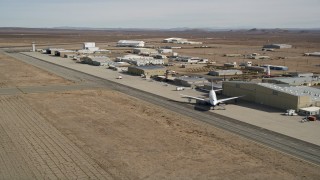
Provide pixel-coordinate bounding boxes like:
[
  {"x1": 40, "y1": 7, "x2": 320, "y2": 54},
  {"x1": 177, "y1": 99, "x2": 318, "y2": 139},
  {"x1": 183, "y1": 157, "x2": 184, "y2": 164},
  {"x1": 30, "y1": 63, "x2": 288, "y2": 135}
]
[{"x1": 223, "y1": 81, "x2": 320, "y2": 110}]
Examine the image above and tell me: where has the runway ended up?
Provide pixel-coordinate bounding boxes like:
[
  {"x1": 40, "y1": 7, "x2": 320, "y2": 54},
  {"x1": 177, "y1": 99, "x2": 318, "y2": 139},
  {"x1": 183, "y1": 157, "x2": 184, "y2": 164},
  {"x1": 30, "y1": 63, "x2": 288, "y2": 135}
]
[{"x1": 6, "y1": 51, "x2": 320, "y2": 166}]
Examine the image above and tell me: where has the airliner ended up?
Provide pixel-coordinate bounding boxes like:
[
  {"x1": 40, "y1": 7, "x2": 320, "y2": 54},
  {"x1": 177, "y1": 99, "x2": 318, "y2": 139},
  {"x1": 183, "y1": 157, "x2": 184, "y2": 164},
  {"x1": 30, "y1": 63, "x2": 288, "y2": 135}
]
[{"x1": 180, "y1": 87, "x2": 243, "y2": 109}]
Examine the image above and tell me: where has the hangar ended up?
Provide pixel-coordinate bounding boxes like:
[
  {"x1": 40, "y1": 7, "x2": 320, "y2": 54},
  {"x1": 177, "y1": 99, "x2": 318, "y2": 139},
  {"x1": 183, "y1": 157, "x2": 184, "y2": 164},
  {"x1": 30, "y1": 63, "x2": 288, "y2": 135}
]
[
  {"x1": 223, "y1": 81, "x2": 320, "y2": 110},
  {"x1": 117, "y1": 40, "x2": 145, "y2": 47}
]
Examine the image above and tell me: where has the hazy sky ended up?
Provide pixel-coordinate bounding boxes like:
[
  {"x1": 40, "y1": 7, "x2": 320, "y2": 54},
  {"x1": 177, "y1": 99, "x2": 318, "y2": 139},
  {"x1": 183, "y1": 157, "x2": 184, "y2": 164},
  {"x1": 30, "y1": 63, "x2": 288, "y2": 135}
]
[{"x1": 0, "y1": 0, "x2": 319, "y2": 29}]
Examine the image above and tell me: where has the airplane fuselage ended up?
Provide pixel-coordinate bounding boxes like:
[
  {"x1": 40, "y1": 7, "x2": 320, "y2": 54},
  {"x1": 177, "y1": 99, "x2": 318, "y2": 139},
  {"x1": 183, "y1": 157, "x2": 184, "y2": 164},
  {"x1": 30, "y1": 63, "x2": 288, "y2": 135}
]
[{"x1": 209, "y1": 90, "x2": 218, "y2": 106}]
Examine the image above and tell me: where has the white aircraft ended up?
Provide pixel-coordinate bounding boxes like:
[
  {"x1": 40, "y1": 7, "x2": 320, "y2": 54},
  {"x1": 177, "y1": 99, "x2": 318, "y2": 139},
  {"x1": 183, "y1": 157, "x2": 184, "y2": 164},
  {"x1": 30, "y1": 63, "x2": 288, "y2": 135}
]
[{"x1": 180, "y1": 86, "x2": 243, "y2": 109}]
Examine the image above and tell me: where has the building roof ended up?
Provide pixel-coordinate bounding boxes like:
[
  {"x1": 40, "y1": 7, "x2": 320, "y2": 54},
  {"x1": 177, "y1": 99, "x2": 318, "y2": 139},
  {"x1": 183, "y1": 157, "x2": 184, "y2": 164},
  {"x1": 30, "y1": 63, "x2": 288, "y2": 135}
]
[
  {"x1": 176, "y1": 76, "x2": 208, "y2": 82},
  {"x1": 118, "y1": 40, "x2": 144, "y2": 43},
  {"x1": 132, "y1": 66, "x2": 166, "y2": 70},
  {"x1": 263, "y1": 76, "x2": 317, "y2": 84},
  {"x1": 259, "y1": 83, "x2": 320, "y2": 101},
  {"x1": 299, "y1": 107, "x2": 320, "y2": 112},
  {"x1": 211, "y1": 70, "x2": 242, "y2": 73},
  {"x1": 224, "y1": 81, "x2": 320, "y2": 102}
]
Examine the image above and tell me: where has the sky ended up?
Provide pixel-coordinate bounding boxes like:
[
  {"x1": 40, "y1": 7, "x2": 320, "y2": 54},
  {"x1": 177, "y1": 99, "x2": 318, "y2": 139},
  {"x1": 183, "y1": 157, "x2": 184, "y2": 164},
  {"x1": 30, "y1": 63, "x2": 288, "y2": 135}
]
[{"x1": 0, "y1": 0, "x2": 319, "y2": 29}]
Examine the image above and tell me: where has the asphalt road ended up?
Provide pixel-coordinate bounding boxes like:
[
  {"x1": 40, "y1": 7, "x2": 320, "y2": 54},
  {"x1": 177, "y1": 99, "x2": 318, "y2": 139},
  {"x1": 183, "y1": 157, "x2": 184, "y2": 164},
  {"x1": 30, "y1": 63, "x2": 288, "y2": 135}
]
[{"x1": 5, "y1": 51, "x2": 320, "y2": 166}]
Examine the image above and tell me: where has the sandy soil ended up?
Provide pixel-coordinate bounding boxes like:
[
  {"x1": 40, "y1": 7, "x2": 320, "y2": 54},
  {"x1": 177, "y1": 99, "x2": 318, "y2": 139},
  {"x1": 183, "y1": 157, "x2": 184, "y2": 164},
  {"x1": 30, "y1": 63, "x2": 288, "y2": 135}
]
[
  {"x1": 22, "y1": 89, "x2": 320, "y2": 179},
  {"x1": 1, "y1": 28, "x2": 320, "y2": 179},
  {"x1": 0, "y1": 53, "x2": 71, "y2": 87},
  {"x1": 1, "y1": 28, "x2": 319, "y2": 74}
]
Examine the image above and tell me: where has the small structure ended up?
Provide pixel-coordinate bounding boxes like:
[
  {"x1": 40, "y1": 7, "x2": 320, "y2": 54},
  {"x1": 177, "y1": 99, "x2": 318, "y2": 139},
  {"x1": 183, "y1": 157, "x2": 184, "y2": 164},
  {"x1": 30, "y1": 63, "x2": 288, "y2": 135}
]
[
  {"x1": 262, "y1": 48, "x2": 275, "y2": 51},
  {"x1": 288, "y1": 72, "x2": 313, "y2": 77},
  {"x1": 224, "y1": 62, "x2": 237, "y2": 68},
  {"x1": 261, "y1": 65, "x2": 288, "y2": 71},
  {"x1": 117, "y1": 40, "x2": 145, "y2": 47},
  {"x1": 163, "y1": 37, "x2": 202, "y2": 44},
  {"x1": 245, "y1": 66, "x2": 266, "y2": 72},
  {"x1": 263, "y1": 44, "x2": 292, "y2": 49},
  {"x1": 158, "y1": 48, "x2": 173, "y2": 54},
  {"x1": 298, "y1": 107, "x2": 320, "y2": 116},
  {"x1": 224, "y1": 54, "x2": 242, "y2": 57},
  {"x1": 55, "y1": 50, "x2": 75, "y2": 57},
  {"x1": 209, "y1": 70, "x2": 243, "y2": 76},
  {"x1": 304, "y1": 52, "x2": 320, "y2": 57},
  {"x1": 127, "y1": 66, "x2": 166, "y2": 78},
  {"x1": 163, "y1": 37, "x2": 187, "y2": 43},
  {"x1": 176, "y1": 56, "x2": 202, "y2": 63},
  {"x1": 45, "y1": 48, "x2": 65, "y2": 55},
  {"x1": 83, "y1": 42, "x2": 99, "y2": 51}
]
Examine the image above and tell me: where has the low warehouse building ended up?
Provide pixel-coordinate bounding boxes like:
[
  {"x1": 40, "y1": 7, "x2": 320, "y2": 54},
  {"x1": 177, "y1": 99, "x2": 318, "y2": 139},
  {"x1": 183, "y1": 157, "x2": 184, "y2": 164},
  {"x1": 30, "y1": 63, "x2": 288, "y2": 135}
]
[
  {"x1": 80, "y1": 56, "x2": 111, "y2": 66},
  {"x1": 133, "y1": 48, "x2": 158, "y2": 56},
  {"x1": 263, "y1": 44, "x2": 292, "y2": 49},
  {"x1": 209, "y1": 70, "x2": 243, "y2": 76},
  {"x1": 223, "y1": 81, "x2": 320, "y2": 110},
  {"x1": 117, "y1": 40, "x2": 145, "y2": 47},
  {"x1": 174, "y1": 76, "x2": 209, "y2": 87},
  {"x1": 127, "y1": 66, "x2": 166, "y2": 77}
]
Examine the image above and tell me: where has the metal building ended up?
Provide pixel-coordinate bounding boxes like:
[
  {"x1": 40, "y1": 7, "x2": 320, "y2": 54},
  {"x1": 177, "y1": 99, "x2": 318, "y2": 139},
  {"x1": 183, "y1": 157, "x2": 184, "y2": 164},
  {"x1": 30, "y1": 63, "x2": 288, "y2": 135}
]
[
  {"x1": 263, "y1": 44, "x2": 292, "y2": 49},
  {"x1": 80, "y1": 56, "x2": 111, "y2": 66},
  {"x1": 223, "y1": 81, "x2": 320, "y2": 110},
  {"x1": 117, "y1": 40, "x2": 145, "y2": 47},
  {"x1": 83, "y1": 42, "x2": 99, "y2": 51},
  {"x1": 127, "y1": 66, "x2": 166, "y2": 78},
  {"x1": 209, "y1": 70, "x2": 243, "y2": 76},
  {"x1": 174, "y1": 76, "x2": 209, "y2": 87}
]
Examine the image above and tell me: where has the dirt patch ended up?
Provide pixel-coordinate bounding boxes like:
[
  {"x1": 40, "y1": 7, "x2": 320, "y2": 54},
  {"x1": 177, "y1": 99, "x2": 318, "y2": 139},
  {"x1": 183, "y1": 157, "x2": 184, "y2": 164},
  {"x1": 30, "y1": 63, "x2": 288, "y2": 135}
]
[
  {"x1": 0, "y1": 53, "x2": 71, "y2": 87},
  {"x1": 22, "y1": 89, "x2": 320, "y2": 179}
]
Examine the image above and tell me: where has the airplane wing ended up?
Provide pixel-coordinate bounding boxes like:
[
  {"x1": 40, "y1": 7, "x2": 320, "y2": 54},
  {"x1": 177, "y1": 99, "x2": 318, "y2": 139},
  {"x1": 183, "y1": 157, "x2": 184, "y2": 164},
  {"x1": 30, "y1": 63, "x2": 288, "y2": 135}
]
[
  {"x1": 180, "y1": 94, "x2": 206, "y2": 102},
  {"x1": 217, "y1": 96, "x2": 244, "y2": 104},
  {"x1": 197, "y1": 88, "x2": 222, "y2": 92}
]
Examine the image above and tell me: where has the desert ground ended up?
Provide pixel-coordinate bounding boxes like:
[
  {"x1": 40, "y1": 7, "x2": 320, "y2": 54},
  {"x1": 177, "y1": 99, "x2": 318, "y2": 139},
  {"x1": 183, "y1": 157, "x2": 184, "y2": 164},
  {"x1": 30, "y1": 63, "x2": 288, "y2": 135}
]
[
  {"x1": 1, "y1": 28, "x2": 319, "y2": 74},
  {"x1": 0, "y1": 28, "x2": 320, "y2": 179}
]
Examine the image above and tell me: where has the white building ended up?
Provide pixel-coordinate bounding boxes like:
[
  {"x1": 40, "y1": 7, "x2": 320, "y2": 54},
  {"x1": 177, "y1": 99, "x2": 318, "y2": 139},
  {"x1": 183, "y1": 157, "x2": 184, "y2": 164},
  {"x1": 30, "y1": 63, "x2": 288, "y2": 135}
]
[
  {"x1": 163, "y1": 37, "x2": 188, "y2": 43},
  {"x1": 83, "y1": 42, "x2": 99, "y2": 51},
  {"x1": 117, "y1": 54, "x2": 163, "y2": 66},
  {"x1": 176, "y1": 56, "x2": 201, "y2": 63},
  {"x1": 117, "y1": 40, "x2": 145, "y2": 47}
]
